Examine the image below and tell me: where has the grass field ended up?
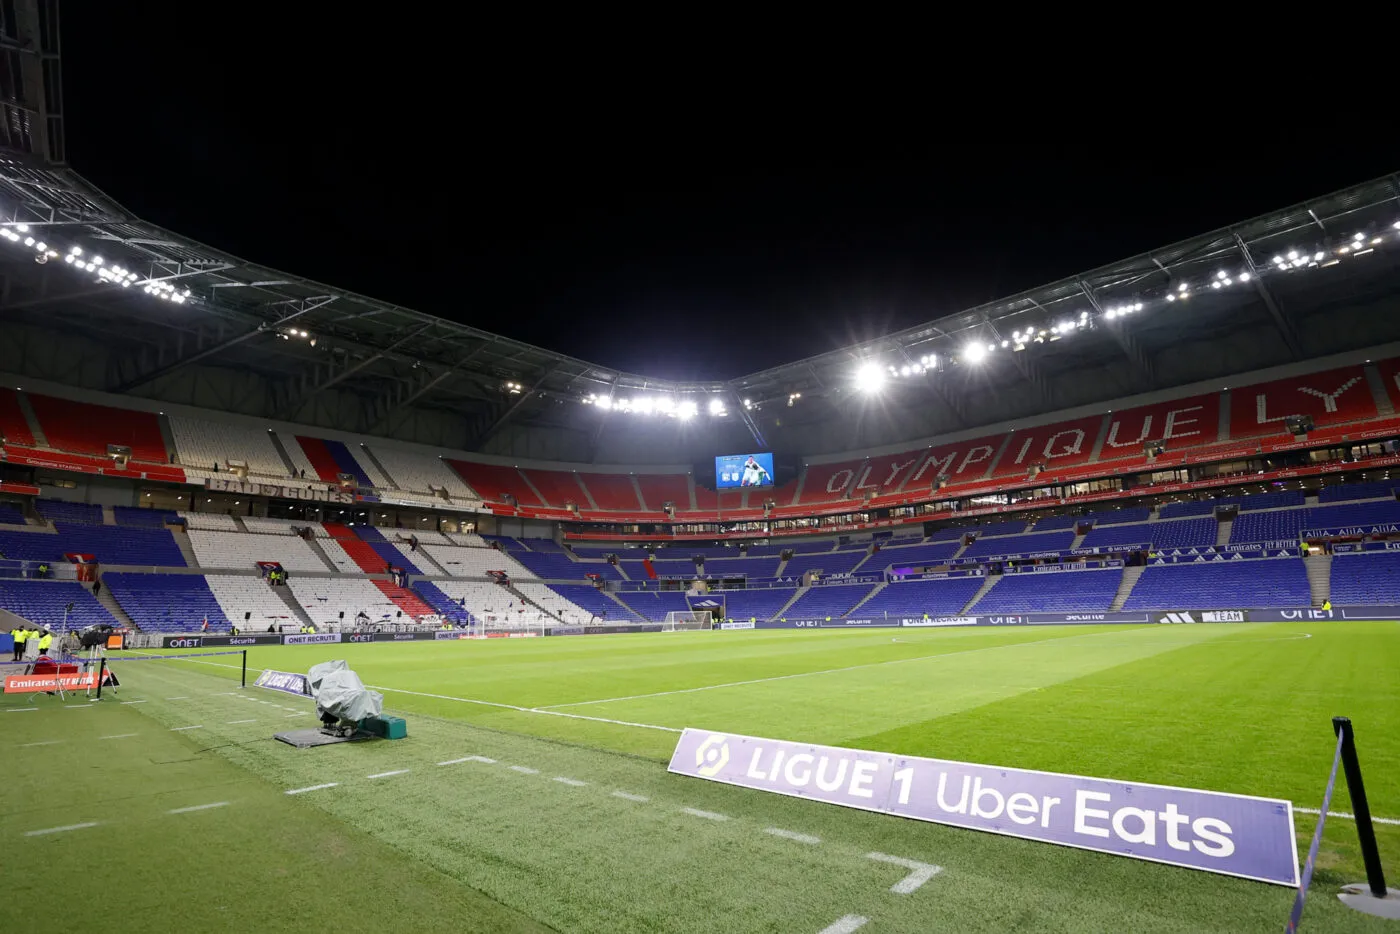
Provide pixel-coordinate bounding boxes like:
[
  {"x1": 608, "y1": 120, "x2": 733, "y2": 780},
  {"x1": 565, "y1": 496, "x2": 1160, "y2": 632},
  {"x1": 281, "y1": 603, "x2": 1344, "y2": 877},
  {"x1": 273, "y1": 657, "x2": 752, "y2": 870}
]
[{"x1": 3, "y1": 621, "x2": 1398, "y2": 932}]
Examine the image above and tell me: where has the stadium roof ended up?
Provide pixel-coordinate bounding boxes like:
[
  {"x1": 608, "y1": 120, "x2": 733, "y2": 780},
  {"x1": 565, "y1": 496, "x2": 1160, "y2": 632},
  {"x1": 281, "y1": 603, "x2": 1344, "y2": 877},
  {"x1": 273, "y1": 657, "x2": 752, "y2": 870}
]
[{"x1": 2, "y1": 5, "x2": 1399, "y2": 458}]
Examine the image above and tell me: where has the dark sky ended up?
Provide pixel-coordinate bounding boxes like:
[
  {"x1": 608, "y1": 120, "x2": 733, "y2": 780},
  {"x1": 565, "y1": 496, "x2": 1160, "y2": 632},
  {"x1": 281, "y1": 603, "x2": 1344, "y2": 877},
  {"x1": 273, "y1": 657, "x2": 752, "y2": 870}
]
[{"x1": 61, "y1": 9, "x2": 1396, "y2": 381}]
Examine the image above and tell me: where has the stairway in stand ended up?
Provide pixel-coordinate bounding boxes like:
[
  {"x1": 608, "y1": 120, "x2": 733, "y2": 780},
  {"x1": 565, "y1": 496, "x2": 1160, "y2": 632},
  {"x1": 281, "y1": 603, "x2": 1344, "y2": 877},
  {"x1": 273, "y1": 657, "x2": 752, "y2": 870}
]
[
  {"x1": 375, "y1": 580, "x2": 436, "y2": 619},
  {"x1": 324, "y1": 521, "x2": 435, "y2": 621}
]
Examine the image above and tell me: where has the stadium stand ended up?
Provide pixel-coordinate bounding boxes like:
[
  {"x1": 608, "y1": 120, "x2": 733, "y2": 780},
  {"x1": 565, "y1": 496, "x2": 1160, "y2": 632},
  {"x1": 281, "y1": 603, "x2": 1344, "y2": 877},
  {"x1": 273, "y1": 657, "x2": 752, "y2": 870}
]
[
  {"x1": 634, "y1": 474, "x2": 690, "y2": 512},
  {"x1": 1029, "y1": 513, "x2": 1083, "y2": 531},
  {"x1": 179, "y1": 511, "x2": 240, "y2": 531},
  {"x1": 702, "y1": 556, "x2": 783, "y2": 578},
  {"x1": 782, "y1": 583, "x2": 877, "y2": 619},
  {"x1": 1305, "y1": 500, "x2": 1400, "y2": 530},
  {"x1": 1329, "y1": 552, "x2": 1400, "y2": 604},
  {"x1": 1079, "y1": 518, "x2": 1216, "y2": 550},
  {"x1": 413, "y1": 581, "x2": 474, "y2": 625},
  {"x1": 960, "y1": 531, "x2": 1075, "y2": 559},
  {"x1": 241, "y1": 516, "x2": 313, "y2": 536},
  {"x1": 447, "y1": 531, "x2": 488, "y2": 547},
  {"x1": 1318, "y1": 481, "x2": 1399, "y2": 503},
  {"x1": 104, "y1": 573, "x2": 228, "y2": 632},
  {"x1": 289, "y1": 577, "x2": 400, "y2": 627},
  {"x1": 54, "y1": 524, "x2": 186, "y2": 567},
  {"x1": 1228, "y1": 510, "x2": 1306, "y2": 543},
  {"x1": 373, "y1": 447, "x2": 478, "y2": 498},
  {"x1": 779, "y1": 550, "x2": 868, "y2": 578},
  {"x1": 0, "y1": 528, "x2": 68, "y2": 562},
  {"x1": 1080, "y1": 507, "x2": 1152, "y2": 526},
  {"x1": 35, "y1": 500, "x2": 102, "y2": 524},
  {"x1": 187, "y1": 530, "x2": 327, "y2": 572},
  {"x1": 706, "y1": 587, "x2": 797, "y2": 621},
  {"x1": 423, "y1": 543, "x2": 533, "y2": 578},
  {"x1": 113, "y1": 506, "x2": 176, "y2": 528},
  {"x1": 522, "y1": 469, "x2": 588, "y2": 507},
  {"x1": 973, "y1": 569, "x2": 1122, "y2": 612},
  {"x1": 615, "y1": 590, "x2": 700, "y2": 622},
  {"x1": 430, "y1": 579, "x2": 551, "y2": 628},
  {"x1": 1228, "y1": 365, "x2": 1375, "y2": 438},
  {"x1": 799, "y1": 461, "x2": 863, "y2": 503},
  {"x1": 170, "y1": 416, "x2": 288, "y2": 476},
  {"x1": 0, "y1": 388, "x2": 35, "y2": 445},
  {"x1": 287, "y1": 435, "x2": 379, "y2": 488},
  {"x1": 512, "y1": 550, "x2": 590, "y2": 580},
  {"x1": 871, "y1": 540, "x2": 963, "y2": 568},
  {"x1": 514, "y1": 582, "x2": 595, "y2": 624},
  {"x1": 578, "y1": 473, "x2": 641, "y2": 511},
  {"x1": 0, "y1": 580, "x2": 114, "y2": 628},
  {"x1": 1124, "y1": 560, "x2": 1311, "y2": 609},
  {"x1": 543, "y1": 584, "x2": 641, "y2": 621},
  {"x1": 858, "y1": 577, "x2": 986, "y2": 617},
  {"x1": 990, "y1": 415, "x2": 1101, "y2": 479},
  {"x1": 205, "y1": 574, "x2": 299, "y2": 629},
  {"x1": 28, "y1": 394, "x2": 167, "y2": 462},
  {"x1": 446, "y1": 461, "x2": 536, "y2": 504},
  {"x1": 0, "y1": 503, "x2": 26, "y2": 525}
]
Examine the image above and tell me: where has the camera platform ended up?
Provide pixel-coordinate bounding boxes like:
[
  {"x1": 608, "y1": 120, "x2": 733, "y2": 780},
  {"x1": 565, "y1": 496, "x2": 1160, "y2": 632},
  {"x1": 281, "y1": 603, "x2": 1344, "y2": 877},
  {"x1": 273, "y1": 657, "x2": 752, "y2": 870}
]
[{"x1": 274, "y1": 728, "x2": 374, "y2": 749}]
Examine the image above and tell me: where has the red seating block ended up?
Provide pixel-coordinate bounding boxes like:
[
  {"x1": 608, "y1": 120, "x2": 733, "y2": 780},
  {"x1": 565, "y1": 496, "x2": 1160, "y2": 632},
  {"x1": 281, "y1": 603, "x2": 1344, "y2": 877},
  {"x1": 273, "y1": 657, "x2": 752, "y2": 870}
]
[
  {"x1": 1228, "y1": 364, "x2": 1376, "y2": 439},
  {"x1": 576, "y1": 473, "x2": 639, "y2": 510},
  {"x1": 29, "y1": 394, "x2": 167, "y2": 462},
  {"x1": 446, "y1": 461, "x2": 542, "y2": 506},
  {"x1": 0, "y1": 389, "x2": 35, "y2": 446}
]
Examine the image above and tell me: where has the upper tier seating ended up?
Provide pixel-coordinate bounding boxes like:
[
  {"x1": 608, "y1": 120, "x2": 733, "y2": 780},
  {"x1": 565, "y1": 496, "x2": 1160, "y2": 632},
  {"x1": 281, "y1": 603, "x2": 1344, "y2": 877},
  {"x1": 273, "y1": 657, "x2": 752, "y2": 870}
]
[
  {"x1": 35, "y1": 500, "x2": 103, "y2": 524},
  {"x1": 522, "y1": 469, "x2": 588, "y2": 507},
  {"x1": 447, "y1": 461, "x2": 538, "y2": 504},
  {"x1": 1304, "y1": 501, "x2": 1400, "y2": 531},
  {"x1": 241, "y1": 516, "x2": 315, "y2": 536},
  {"x1": 288, "y1": 436, "x2": 383, "y2": 488},
  {"x1": 1079, "y1": 518, "x2": 1216, "y2": 551},
  {"x1": 635, "y1": 474, "x2": 690, "y2": 511},
  {"x1": 113, "y1": 506, "x2": 176, "y2": 528},
  {"x1": 422, "y1": 544, "x2": 533, "y2": 578},
  {"x1": 412, "y1": 582, "x2": 475, "y2": 625},
  {"x1": 316, "y1": 536, "x2": 363, "y2": 573},
  {"x1": 0, "y1": 580, "x2": 114, "y2": 629},
  {"x1": 514, "y1": 582, "x2": 595, "y2": 624},
  {"x1": 289, "y1": 577, "x2": 400, "y2": 627},
  {"x1": 858, "y1": 577, "x2": 986, "y2": 617},
  {"x1": 779, "y1": 550, "x2": 868, "y2": 578},
  {"x1": 512, "y1": 551, "x2": 592, "y2": 580},
  {"x1": 960, "y1": 531, "x2": 1075, "y2": 559},
  {"x1": 0, "y1": 388, "x2": 35, "y2": 445},
  {"x1": 1123, "y1": 560, "x2": 1310, "y2": 609},
  {"x1": 968, "y1": 520, "x2": 1032, "y2": 537},
  {"x1": 205, "y1": 574, "x2": 300, "y2": 629},
  {"x1": 179, "y1": 511, "x2": 240, "y2": 531},
  {"x1": 481, "y1": 535, "x2": 530, "y2": 551},
  {"x1": 0, "y1": 503, "x2": 26, "y2": 525},
  {"x1": 783, "y1": 583, "x2": 877, "y2": 619},
  {"x1": 1081, "y1": 507, "x2": 1152, "y2": 526},
  {"x1": 1160, "y1": 490, "x2": 1308, "y2": 519},
  {"x1": 614, "y1": 590, "x2": 701, "y2": 622},
  {"x1": 972, "y1": 569, "x2": 1121, "y2": 613},
  {"x1": 373, "y1": 447, "x2": 477, "y2": 498},
  {"x1": 170, "y1": 417, "x2": 288, "y2": 476},
  {"x1": 104, "y1": 573, "x2": 229, "y2": 632},
  {"x1": 1029, "y1": 514, "x2": 1083, "y2": 532},
  {"x1": 1230, "y1": 510, "x2": 1305, "y2": 543},
  {"x1": 625, "y1": 559, "x2": 697, "y2": 579},
  {"x1": 1329, "y1": 553, "x2": 1400, "y2": 605},
  {"x1": 702, "y1": 556, "x2": 783, "y2": 578},
  {"x1": 712, "y1": 587, "x2": 798, "y2": 621},
  {"x1": 543, "y1": 584, "x2": 641, "y2": 621},
  {"x1": 187, "y1": 530, "x2": 328, "y2": 572},
  {"x1": 579, "y1": 474, "x2": 640, "y2": 510},
  {"x1": 28, "y1": 394, "x2": 167, "y2": 462},
  {"x1": 1228, "y1": 501, "x2": 1400, "y2": 543},
  {"x1": 447, "y1": 531, "x2": 487, "y2": 548}
]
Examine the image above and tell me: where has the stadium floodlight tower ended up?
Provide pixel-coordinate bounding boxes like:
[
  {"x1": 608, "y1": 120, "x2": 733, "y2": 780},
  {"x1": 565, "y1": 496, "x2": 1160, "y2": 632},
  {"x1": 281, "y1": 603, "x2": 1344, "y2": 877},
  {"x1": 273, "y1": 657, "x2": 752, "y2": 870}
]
[{"x1": 854, "y1": 362, "x2": 886, "y2": 393}]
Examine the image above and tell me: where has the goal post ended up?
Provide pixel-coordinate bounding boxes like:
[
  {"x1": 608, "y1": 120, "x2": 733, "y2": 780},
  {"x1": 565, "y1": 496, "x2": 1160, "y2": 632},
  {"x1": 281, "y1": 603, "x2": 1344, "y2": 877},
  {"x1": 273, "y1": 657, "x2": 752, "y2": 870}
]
[{"x1": 663, "y1": 610, "x2": 713, "y2": 631}]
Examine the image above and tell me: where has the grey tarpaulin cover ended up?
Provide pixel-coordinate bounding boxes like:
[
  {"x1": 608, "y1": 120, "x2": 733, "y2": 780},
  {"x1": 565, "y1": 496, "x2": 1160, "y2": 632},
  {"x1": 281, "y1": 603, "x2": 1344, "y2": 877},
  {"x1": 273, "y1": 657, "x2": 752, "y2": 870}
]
[{"x1": 306, "y1": 660, "x2": 383, "y2": 722}]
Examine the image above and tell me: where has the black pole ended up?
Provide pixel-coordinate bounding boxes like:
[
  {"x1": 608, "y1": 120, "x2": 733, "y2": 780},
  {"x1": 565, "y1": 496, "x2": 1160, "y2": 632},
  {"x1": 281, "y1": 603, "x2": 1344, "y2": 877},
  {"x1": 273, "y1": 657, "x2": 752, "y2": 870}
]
[
  {"x1": 95, "y1": 657, "x2": 107, "y2": 700},
  {"x1": 1333, "y1": 716, "x2": 1388, "y2": 898},
  {"x1": 241, "y1": 649, "x2": 247, "y2": 689}
]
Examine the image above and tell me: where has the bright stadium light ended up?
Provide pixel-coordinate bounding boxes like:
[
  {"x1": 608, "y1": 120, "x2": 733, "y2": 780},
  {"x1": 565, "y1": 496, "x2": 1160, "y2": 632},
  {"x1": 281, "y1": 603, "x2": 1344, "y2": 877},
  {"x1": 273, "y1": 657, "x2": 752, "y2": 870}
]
[
  {"x1": 677, "y1": 399, "x2": 698, "y2": 420},
  {"x1": 708, "y1": 397, "x2": 727, "y2": 416},
  {"x1": 655, "y1": 396, "x2": 675, "y2": 415},
  {"x1": 962, "y1": 342, "x2": 987, "y2": 364},
  {"x1": 634, "y1": 396, "x2": 654, "y2": 415},
  {"x1": 855, "y1": 362, "x2": 886, "y2": 393},
  {"x1": 595, "y1": 395, "x2": 613, "y2": 411}
]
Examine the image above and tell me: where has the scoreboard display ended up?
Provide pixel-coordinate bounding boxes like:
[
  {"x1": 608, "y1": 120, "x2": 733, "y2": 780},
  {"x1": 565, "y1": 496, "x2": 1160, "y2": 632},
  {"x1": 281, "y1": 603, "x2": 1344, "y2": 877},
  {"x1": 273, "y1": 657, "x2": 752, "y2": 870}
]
[{"x1": 715, "y1": 452, "x2": 775, "y2": 488}]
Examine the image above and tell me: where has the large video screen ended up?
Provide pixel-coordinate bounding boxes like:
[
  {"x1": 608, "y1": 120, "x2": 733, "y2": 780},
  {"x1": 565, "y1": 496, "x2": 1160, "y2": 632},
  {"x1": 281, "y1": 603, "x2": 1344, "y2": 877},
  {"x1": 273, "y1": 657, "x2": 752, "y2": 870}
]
[{"x1": 715, "y1": 452, "x2": 775, "y2": 489}]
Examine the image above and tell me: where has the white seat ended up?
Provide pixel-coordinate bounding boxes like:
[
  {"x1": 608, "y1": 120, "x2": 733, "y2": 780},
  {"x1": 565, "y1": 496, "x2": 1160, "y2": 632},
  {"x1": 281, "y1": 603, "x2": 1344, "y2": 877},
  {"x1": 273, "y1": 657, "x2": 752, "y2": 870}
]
[
  {"x1": 424, "y1": 544, "x2": 534, "y2": 578},
  {"x1": 369, "y1": 446, "x2": 477, "y2": 498},
  {"x1": 187, "y1": 530, "x2": 330, "y2": 572}
]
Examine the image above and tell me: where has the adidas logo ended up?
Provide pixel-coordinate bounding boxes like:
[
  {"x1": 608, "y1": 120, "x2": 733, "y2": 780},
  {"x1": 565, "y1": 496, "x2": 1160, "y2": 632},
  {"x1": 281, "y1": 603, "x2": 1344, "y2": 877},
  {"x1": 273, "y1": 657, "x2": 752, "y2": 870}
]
[{"x1": 1159, "y1": 612, "x2": 1198, "y2": 624}]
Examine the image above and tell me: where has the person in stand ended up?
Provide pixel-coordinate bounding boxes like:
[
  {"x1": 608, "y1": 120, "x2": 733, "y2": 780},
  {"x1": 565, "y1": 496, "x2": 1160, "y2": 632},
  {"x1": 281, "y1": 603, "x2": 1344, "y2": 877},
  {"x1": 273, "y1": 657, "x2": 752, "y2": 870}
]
[
  {"x1": 92, "y1": 578, "x2": 102, "y2": 597},
  {"x1": 10, "y1": 624, "x2": 25, "y2": 661},
  {"x1": 201, "y1": 618, "x2": 210, "y2": 633},
  {"x1": 36, "y1": 628, "x2": 53, "y2": 655}
]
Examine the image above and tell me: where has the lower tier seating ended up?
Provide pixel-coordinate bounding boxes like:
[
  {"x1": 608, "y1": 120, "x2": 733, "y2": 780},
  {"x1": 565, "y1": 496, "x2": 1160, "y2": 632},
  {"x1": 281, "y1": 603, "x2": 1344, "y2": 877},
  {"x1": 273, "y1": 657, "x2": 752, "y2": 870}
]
[
  {"x1": 858, "y1": 578, "x2": 985, "y2": 617},
  {"x1": 1123, "y1": 560, "x2": 1310, "y2": 609},
  {"x1": 0, "y1": 579, "x2": 115, "y2": 629},
  {"x1": 104, "y1": 573, "x2": 229, "y2": 632},
  {"x1": 972, "y1": 569, "x2": 1121, "y2": 613}
]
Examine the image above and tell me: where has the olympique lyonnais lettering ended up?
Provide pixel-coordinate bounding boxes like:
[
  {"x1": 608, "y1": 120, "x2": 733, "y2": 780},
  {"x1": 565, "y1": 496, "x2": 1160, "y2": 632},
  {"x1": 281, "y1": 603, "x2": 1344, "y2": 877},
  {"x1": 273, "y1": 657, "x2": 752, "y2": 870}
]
[{"x1": 668, "y1": 730, "x2": 1298, "y2": 886}]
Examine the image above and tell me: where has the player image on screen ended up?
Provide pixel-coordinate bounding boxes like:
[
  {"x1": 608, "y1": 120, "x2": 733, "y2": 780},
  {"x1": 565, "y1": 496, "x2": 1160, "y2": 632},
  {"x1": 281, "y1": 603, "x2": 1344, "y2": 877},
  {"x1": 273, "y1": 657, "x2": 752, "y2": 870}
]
[{"x1": 739, "y1": 456, "x2": 772, "y2": 487}]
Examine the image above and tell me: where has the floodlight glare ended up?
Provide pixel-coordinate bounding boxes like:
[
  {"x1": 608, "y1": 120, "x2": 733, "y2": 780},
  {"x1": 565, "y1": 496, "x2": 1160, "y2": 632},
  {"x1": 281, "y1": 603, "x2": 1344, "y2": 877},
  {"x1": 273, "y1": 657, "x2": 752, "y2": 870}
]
[
  {"x1": 962, "y1": 342, "x2": 987, "y2": 364},
  {"x1": 595, "y1": 395, "x2": 613, "y2": 410},
  {"x1": 708, "y1": 397, "x2": 726, "y2": 415},
  {"x1": 655, "y1": 396, "x2": 674, "y2": 414},
  {"x1": 855, "y1": 362, "x2": 886, "y2": 393},
  {"x1": 634, "y1": 397, "x2": 654, "y2": 414},
  {"x1": 677, "y1": 400, "x2": 698, "y2": 420}
]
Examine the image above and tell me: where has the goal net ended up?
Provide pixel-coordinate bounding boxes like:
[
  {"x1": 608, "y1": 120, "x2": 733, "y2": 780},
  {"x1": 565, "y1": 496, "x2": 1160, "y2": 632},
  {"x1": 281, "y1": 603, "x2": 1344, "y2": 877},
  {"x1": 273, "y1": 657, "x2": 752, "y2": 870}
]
[{"x1": 663, "y1": 610, "x2": 713, "y2": 632}]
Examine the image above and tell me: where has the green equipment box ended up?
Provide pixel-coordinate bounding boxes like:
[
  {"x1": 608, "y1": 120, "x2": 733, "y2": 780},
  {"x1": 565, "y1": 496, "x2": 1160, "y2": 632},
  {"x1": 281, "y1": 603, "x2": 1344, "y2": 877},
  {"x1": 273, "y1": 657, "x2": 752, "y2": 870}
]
[{"x1": 361, "y1": 715, "x2": 407, "y2": 739}]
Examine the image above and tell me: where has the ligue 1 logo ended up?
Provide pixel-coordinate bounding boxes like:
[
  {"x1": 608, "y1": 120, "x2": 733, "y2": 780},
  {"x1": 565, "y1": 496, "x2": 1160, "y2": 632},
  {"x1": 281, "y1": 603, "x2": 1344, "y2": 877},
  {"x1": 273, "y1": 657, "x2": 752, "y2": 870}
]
[{"x1": 694, "y1": 734, "x2": 730, "y2": 777}]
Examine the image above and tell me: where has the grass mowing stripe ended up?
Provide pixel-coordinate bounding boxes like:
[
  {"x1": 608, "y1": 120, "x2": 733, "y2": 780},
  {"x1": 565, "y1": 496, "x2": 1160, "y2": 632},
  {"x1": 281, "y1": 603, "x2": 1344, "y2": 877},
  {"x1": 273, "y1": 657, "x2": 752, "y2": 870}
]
[{"x1": 24, "y1": 822, "x2": 99, "y2": 836}]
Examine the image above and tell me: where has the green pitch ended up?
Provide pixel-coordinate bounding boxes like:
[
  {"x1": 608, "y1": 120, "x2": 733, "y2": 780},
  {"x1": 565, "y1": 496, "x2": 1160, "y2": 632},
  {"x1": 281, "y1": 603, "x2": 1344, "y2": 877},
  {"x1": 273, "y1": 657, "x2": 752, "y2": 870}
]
[{"x1": 2, "y1": 622, "x2": 1397, "y2": 933}]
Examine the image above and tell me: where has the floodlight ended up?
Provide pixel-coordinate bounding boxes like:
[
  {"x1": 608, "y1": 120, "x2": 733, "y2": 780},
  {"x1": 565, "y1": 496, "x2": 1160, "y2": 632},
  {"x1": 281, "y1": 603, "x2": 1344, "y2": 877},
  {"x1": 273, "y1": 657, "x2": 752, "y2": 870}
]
[
  {"x1": 900, "y1": 366, "x2": 911, "y2": 377},
  {"x1": 708, "y1": 397, "x2": 726, "y2": 415},
  {"x1": 655, "y1": 396, "x2": 675, "y2": 415},
  {"x1": 677, "y1": 400, "x2": 698, "y2": 420},
  {"x1": 595, "y1": 395, "x2": 613, "y2": 410},
  {"x1": 634, "y1": 397, "x2": 654, "y2": 415},
  {"x1": 962, "y1": 342, "x2": 987, "y2": 364},
  {"x1": 855, "y1": 362, "x2": 886, "y2": 393}
]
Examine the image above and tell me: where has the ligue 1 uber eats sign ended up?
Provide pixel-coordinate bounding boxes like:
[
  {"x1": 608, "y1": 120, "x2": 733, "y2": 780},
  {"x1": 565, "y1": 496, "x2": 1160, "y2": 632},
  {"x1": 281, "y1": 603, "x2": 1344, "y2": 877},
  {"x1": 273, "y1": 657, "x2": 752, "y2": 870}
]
[{"x1": 669, "y1": 730, "x2": 1298, "y2": 886}]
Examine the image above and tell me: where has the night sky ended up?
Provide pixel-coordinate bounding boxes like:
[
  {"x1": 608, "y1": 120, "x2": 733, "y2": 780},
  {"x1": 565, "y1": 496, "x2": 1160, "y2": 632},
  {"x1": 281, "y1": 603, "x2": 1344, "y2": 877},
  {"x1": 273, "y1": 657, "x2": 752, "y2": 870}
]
[{"x1": 61, "y1": 10, "x2": 1395, "y2": 381}]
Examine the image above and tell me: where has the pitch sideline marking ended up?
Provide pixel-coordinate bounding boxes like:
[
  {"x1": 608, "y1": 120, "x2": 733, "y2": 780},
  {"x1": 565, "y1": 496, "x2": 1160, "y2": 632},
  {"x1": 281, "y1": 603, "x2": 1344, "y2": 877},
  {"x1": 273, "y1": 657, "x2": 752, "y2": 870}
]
[
  {"x1": 24, "y1": 822, "x2": 100, "y2": 837},
  {"x1": 1296, "y1": 806, "x2": 1400, "y2": 827},
  {"x1": 553, "y1": 776, "x2": 588, "y2": 787},
  {"x1": 509, "y1": 765, "x2": 540, "y2": 775},
  {"x1": 817, "y1": 915, "x2": 868, "y2": 934},
  {"x1": 765, "y1": 827, "x2": 821, "y2": 845},
  {"x1": 865, "y1": 852, "x2": 942, "y2": 894},
  {"x1": 18, "y1": 739, "x2": 63, "y2": 746},
  {"x1": 4, "y1": 707, "x2": 37, "y2": 713},
  {"x1": 367, "y1": 769, "x2": 410, "y2": 780},
  {"x1": 612, "y1": 791, "x2": 649, "y2": 803},
  {"x1": 285, "y1": 783, "x2": 338, "y2": 795},
  {"x1": 167, "y1": 801, "x2": 229, "y2": 814},
  {"x1": 681, "y1": 807, "x2": 730, "y2": 821},
  {"x1": 99, "y1": 733, "x2": 139, "y2": 740},
  {"x1": 169, "y1": 725, "x2": 203, "y2": 731},
  {"x1": 227, "y1": 719, "x2": 257, "y2": 724}
]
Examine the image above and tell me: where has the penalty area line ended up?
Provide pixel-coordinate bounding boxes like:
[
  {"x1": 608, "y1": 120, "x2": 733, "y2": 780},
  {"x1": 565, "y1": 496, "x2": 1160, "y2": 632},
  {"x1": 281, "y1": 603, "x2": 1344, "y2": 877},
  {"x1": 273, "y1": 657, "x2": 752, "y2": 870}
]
[{"x1": 1296, "y1": 806, "x2": 1400, "y2": 826}]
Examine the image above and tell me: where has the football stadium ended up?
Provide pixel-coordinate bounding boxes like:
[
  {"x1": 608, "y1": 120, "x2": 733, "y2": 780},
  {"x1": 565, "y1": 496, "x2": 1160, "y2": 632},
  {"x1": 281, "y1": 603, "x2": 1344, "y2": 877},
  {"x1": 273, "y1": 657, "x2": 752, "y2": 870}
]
[{"x1": 3, "y1": 16, "x2": 1400, "y2": 934}]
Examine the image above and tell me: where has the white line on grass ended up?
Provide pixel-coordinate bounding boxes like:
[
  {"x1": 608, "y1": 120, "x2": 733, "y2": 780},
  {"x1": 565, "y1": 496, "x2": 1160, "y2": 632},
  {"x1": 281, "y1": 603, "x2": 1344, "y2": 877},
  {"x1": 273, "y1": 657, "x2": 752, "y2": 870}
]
[
  {"x1": 367, "y1": 770, "x2": 410, "y2": 780},
  {"x1": 364, "y1": 685, "x2": 528, "y2": 711},
  {"x1": 764, "y1": 827, "x2": 821, "y2": 845},
  {"x1": 167, "y1": 802, "x2": 229, "y2": 814},
  {"x1": 538, "y1": 631, "x2": 1117, "y2": 709},
  {"x1": 361, "y1": 683, "x2": 683, "y2": 733},
  {"x1": 438, "y1": 755, "x2": 496, "y2": 766},
  {"x1": 681, "y1": 807, "x2": 729, "y2": 821},
  {"x1": 816, "y1": 915, "x2": 868, "y2": 934},
  {"x1": 282, "y1": 713, "x2": 301, "y2": 718},
  {"x1": 553, "y1": 777, "x2": 588, "y2": 787},
  {"x1": 285, "y1": 783, "x2": 338, "y2": 795},
  {"x1": 611, "y1": 791, "x2": 649, "y2": 803},
  {"x1": 508, "y1": 765, "x2": 539, "y2": 775},
  {"x1": 18, "y1": 739, "x2": 62, "y2": 746},
  {"x1": 24, "y1": 822, "x2": 99, "y2": 837},
  {"x1": 120, "y1": 700, "x2": 146, "y2": 705},
  {"x1": 99, "y1": 733, "x2": 139, "y2": 741},
  {"x1": 169, "y1": 725, "x2": 203, "y2": 731},
  {"x1": 4, "y1": 707, "x2": 37, "y2": 713},
  {"x1": 865, "y1": 852, "x2": 942, "y2": 894},
  {"x1": 1296, "y1": 806, "x2": 1400, "y2": 826},
  {"x1": 166, "y1": 696, "x2": 189, "y2": 700},
  {"x1": 64, "y1": 704, "x2": 95, "y2": 709},
  {"x1": 227, "y1": 719, "x2": 257, "y2": 724}
]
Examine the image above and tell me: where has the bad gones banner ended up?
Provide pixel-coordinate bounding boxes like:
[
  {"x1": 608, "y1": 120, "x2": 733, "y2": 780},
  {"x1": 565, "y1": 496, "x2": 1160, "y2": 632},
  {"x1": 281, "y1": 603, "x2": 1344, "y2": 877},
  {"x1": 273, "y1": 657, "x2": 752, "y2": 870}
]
[{"x1": 668, "y1": 729, "x2": 1297, "y2": 886}]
